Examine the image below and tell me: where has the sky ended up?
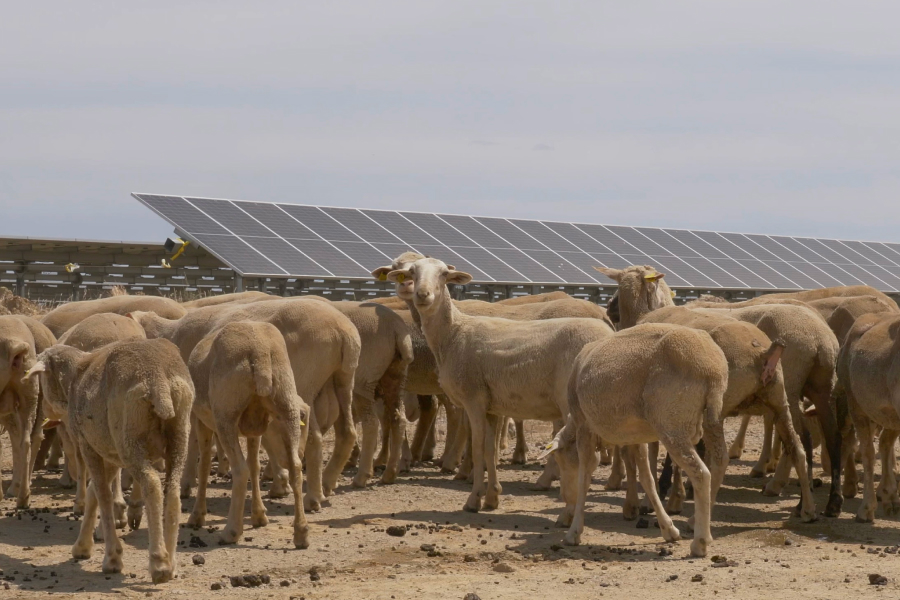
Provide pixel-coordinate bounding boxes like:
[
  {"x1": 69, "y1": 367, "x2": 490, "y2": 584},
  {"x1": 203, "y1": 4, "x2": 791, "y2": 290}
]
[{"x1": 2, "y1": 2, "x2": 900, "y2": 243}]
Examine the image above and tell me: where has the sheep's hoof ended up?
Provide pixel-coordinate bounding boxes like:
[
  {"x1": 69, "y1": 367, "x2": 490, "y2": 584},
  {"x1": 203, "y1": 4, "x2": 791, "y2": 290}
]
[
  {"x1": 511, "y1": 451, "x2": 527, "y2": 465},
  {"x1": 661, "y1": 525, "x2": 682, "y2": 543},
  {"x1": 854, "y1": 513, "x2": 873, "y2": 523},
  {"x1": 114, "y1": 503, "x2": 127, "y2": 530},
  {"x1": 762, "y1": 480, "x2": 782, "y2": 497},
  {"x1": 563, "y1": 531, "x2": 581, "y2": 546},
  {"x1": 251, "y1": 513, "x2": 269, "y2": 528},
  {"x1": 219, "y1": 529, "x2": 241, "y2": 545},
  {"x1": 294, "y1": 527, "x2": 310, "y2": 550},
  {"x1": 179, "y1": 483, "x2": 193, "y2": 499},
  {"x1": 463, "y1": 498, "x2": 481, "y2": 513},
  {"x1": 622, "y1": 503, "x2": 639, "y2": 521},
  {"x1": 16, "y1": 496, "x2": 30, "y2": 510},
  {"x1": 351, "y1": 474, "x2": 369, "y2": 489},
  {"x1": 605, "y1": 480, "x2": 623, "y2": 492},
  {"x1": 749, "y1": 467, "x2": 766, "y2": 478},
  {"x1": 72, "y1": 544, "x2": 92, "y2": 560},
  {"x1": 59, "y1": 476, "x2": 76, "y2": 490},
  {"x1": 555, "y1": 513, "x2": 573, "y2": 528},
  {"x1": 824, "y1": 494, "x2": 843, "y2": 518},
  {"x1": 381, "y1": 469, "x2": 398, "y2": 485},
  {"x1": 150, "y1": 561, "x2": 174, "y2": 584},
  {"x1": 102, "y1": 551, "x2": 124, "y2": 575},
  {"x1": 728, "y1": 447, "x2": 744, "y2": 460},
  {"x1": 843, "y1": 481, "x2": 859, "y2": 499},
  {"x1": 73, "y1": 502, "x2": 85, "y2": 516},
  {"x1": 187, "y1": 512, "x2": 205, "y2": 528},
  {"x1": 483, "y1": 497, "x2": 500, "y2": 511},
  {"x1": 690, "y1": 538, "x2": 708, "y2": 558},
  {"x1": 303, "y1": 496, "x2": 322, "y2": 513},
  {"x1": 127, "y1": 505, "x2": 143, "y2": 530}
]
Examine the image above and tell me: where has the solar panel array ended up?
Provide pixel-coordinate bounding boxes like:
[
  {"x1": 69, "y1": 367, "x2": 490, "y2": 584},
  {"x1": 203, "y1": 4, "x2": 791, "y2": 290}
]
[{"x1": 133, "y1": 193, "x2": 900, "y2": 292}]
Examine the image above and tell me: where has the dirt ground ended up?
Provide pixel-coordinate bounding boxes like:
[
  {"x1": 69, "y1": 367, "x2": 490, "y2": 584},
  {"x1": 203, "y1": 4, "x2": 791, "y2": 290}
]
[{"x1": 2, "y1": 417, "x2": 900, "y2": 600}]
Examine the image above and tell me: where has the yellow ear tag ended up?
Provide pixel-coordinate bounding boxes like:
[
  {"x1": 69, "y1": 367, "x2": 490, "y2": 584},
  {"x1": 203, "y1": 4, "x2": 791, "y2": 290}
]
[
  {"x1": 396, "y1": 273, "x2": 406, "y2": 283},
  {"x1": 670, "y1": 290, "x2": 676, "y2": 298},
  {"x1": 644, "y1": 272, "x2": 659, "y2": 282},
  {"x1": 378, "y1": 273, "x2": 388, "y2": 281}
]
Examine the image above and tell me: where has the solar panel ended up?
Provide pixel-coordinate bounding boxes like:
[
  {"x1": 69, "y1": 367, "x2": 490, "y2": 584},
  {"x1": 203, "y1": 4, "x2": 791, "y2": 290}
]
[{"x1": 132, "y1": 193, "x2": 900, "y2": 292}]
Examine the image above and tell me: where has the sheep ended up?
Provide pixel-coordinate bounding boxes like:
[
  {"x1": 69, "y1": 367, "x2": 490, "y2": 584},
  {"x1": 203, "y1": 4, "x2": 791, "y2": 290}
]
[
  {"x1": 598, "y1": 266, "x2": 817, "y2": 522},
  {"x1": 26, "y1": 338, "x2": 193, "y2": 583},
  {"x1": 131, "y1": 297, "x2": 360, "y2": 511},
  {"x1": 53, "y1": 313, "x2": 148, "y2": 523},
  {"x1": 385, "y1": 257, "x2": 615, "y2": 512},
  {"x1": 41, "y1": 295, "x2": 186, "y2": 338},
  {"x1": 836, "y1": 312, "x2": 900, "y2": 522},
  {"x1": 187, "y1": 321, "x2": 310, "y2": 547},
  {"x1": 543, "y1": 322, "x2": 729, "y2": 557},
  {"x1": 181, "y1": 291, "x2": 271, "y2": 308},
  {"x1": 0, "y1": 316, "x2": 42, "y2": 508}
]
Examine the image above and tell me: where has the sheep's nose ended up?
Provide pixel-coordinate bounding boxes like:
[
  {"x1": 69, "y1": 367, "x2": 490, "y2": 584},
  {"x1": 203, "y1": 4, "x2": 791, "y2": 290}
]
[{"x1": 417, "y1": 289, "x2": 430, "y2": 300}]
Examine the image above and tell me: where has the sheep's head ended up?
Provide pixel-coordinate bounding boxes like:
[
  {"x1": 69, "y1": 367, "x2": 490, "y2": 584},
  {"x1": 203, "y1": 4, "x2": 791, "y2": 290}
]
[
  {"x1": 371, "y1": 251, "x2": 425, "y2": 301},
  {"x1": 594, "y1": 265, "x2": 674, "y2": 328},
  {"x1": 387, "y1": 257, "x2": 472, "y2": 315}
]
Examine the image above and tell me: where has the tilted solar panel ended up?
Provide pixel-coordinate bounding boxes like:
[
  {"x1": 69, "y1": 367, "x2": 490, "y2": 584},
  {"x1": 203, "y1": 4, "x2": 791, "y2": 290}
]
[{"x1": 132, "y1": 193, "x2": 900, "y2": 292}]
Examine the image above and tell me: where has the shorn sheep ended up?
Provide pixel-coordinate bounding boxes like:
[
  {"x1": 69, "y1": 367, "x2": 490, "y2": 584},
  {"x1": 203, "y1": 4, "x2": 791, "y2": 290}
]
[
  {"x1": 26, "y1": 339, "x2": 193, "y2": 583},
  {"x1": 187, "y1": 321, "x2": 311, "y2": 548},
  {"x1": 543, "y1": 323, "x2": 730, "y2": 558},
  {"x1": 386, "y1": 257, "x2": 614, "y2": 512}
]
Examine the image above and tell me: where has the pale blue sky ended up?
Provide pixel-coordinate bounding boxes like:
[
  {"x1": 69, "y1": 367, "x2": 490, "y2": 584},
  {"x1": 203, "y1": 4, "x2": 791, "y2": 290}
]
[{"x1": 2, "y1": 2, "x2": 899, "y2": 242}]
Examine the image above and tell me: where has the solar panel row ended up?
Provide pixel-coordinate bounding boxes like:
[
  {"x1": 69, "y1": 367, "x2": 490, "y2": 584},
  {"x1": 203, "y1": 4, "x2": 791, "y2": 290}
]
[{"x1": 133, "y1": 194, "x2": 900, "y2": 292}]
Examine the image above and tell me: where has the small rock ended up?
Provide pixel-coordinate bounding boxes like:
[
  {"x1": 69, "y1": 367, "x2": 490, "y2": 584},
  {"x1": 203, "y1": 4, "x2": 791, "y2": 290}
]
[
  {"x1": 784, "y1": 539, "x2": 793, "y2": 546},
  {"x1": 464, "y1": 594, "x2": 482, "y2": 600},
  {"x1": 386, "y1": 526, "x2": 407, "y2": 537},
  {"x1": 711, "y1": 555, "x2": 728, "y2": 563},
  {"x1": 636, "y1": 518, "x2": 649, "y2": 529},
  {"x1": 192, "y1": 554, "x2": 205, "y2": 566},
  {"x1": 691, "y1": 574, "x2": 703, "y2": 582},
  {"x1": 550, "y1": 544, "x2": 563, "y2": 551},
  {"x1": 464, "y1": 554, "x2": 477, "y2": 563},
  {"x1": 280, "y1": 580, "x2": 290, "y2": 587},
  {"x1": 658, "y1": 547, "x2": 673, "y2": 557},
  {"x1": 420, "y1": 544, "x2": 435, "y2": 552},
  {"x1": 493, "y1": 562, "x2": 515, "y2": 573},
  {"x1": 229, "y1": 575, "x2": 246, "y2": 588},
  {"x1": 869, "y1": 574, "x2": 888, "y2": 586},
  {"x1": 210, "y1": 582, "x2": 222, "y2": 590},
  {"x1": 666, "y1": 574, "x2": 678, "y2": 582}
]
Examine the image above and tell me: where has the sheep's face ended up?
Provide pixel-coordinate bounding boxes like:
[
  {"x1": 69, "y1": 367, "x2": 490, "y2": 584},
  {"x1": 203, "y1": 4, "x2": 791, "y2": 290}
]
[
  {"x1": 594, "y1": 265, "x2": 674, "y2": 328},
  {"x1": 387, "y1": 258, "x2": 472, "y2": 315},
  {"x1": 371, "y1": 251, "x2": 425, "y2": 301}
]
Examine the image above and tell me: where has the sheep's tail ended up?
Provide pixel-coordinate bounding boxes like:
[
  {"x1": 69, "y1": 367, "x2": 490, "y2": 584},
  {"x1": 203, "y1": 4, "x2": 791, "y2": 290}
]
[{"x1": 250, "y1": 349, "x2": 275, "y2": 398}]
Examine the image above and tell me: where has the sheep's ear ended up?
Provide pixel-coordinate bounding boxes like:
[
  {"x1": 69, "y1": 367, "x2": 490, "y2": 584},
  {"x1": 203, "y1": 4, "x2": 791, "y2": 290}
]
[
  {"x1": 761, "y1": 340, "x2": 786, "y2": 385},
  {"x1": 446, "y1": 264, "x2": 457, "y2": 271},
  {"x1": 10, "y1": 342, "x2": 30, "y2": 372},
  {"x1": 445, "y1": 271, "x2": 472, "y2": 285},
  {"x1": 594, "y1": 267, "x2": 623, "y2": 281},
  {"x1": 537, "y1": 438, "x2": 559, "y2": 461},
  {"x1": 23, "y1": 360, "x2": 46, "y2": 381},
  {"x1": 371, "y1": 266, "x2": 392, "y2": 281},
  {"x1": 386, "y1": 269, "x2": 412, "y2": 283}
]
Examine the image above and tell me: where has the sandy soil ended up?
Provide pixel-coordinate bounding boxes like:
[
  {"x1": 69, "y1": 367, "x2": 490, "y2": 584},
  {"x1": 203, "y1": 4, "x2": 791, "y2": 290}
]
[{"x1": 2, "y1": 417, "x2": 899, "y2": 600}]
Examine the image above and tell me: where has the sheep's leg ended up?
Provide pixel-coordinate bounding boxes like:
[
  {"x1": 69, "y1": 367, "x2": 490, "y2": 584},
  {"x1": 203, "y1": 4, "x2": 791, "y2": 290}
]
[
  {"x1": 456, "y1": 419, "x2": 474, "y2": 481},
  {"x1": 303, "y1": 411, "x2": 325, "y2": 512},
  {"x1": 410, "y1": 395, "x2": 437, "y2": 462},
  {"x1": 878, "y1": 429, "x2": 900, "y2": 516},
  {"x1": 563, "y1": 428, "x2": 599, "y2": 546},
  {"x1": 536, "y1": 420, "x2": 563, "y2": 490},
  {"x1": 763, "y1": 401, "x2": 817, "y2": 522},
  {"x1": 639, "y1": 442, "x2": 660, "y2": 514},
  {"x1": 276, "y1": 414, "x2": 309, "y2": 549},
  {"x1": 95, "y1": 461, "x2": 124, "y2": 575},
  {"x1": 48, "y1": 430, "x2": 63, "y2": 469},
  {"x1": 247, "y1": 436, "x2": 268, "y2": 528},
  {"x1": 58, "y1": 424, "x2": 78, "y2": 490},
  {"x1": 322, "y1": 378, "x2": 358, "y2": 496},
  {"x1": 399, "y1": 435, "x2": 412, "y2": 473},
  {"x1": 666, "y1": 461, "x2": 685, "y2": 514},
  {"x1": 665, "y1": 436, "x2": 712, "y2": 558},
  {"x1": 213, "y1": 435, "x2": 230, "y2": 476},
  {"x1": 218, "y1": 427, "x2": 251, "y2": 544},
  {"x1": 606, "y1": 446, "x2": 625, "y2": 490},
  {"x1": 72, "y1": 478, "x2": 100, "y2": 560},
  {"x1": 440, "y1": 400, "x2": 466, "y2": 473},
  {"x1": 33, "y1": 428, "x2": 54, "y2": 471},
  {"x1": 127, "y1": 475, "x2": 144, "y2": 530},
  {"x1": 352, "y1": 397, "x2": 379, "y2": 488},
  {"x1": 187, "y1": 418, "x2": 214, "y2": 528},
  {"x1": 180, "y1": 426, "x2": 199, "y2": 499},
  {"x1": 379, "y1": 358, "x2": 408, "y2": 485},
  {"x1": 7, "y1": 415, "x2": 32, "y2": 508},
  {"x1": 853, "y1": 410, "x2": 877, "y2": 523},
  {"x1": 136, "y1": 462, "x2": 171, "y2": 583},
  {"x1": 261, "y1": 430, "x2": 288, "y2": 498},
  {"x1": 483, "y1": 413, "x2": 503, "y2": 510},
  {"x1": 374, "y1": 417, "x2": 390, "y2": 469},
  {"x1": 808, "y1": 387, "x2": 843, "y2": 517},
  {"x1": 422, "y1": 404, "x2": 437, "y2": 462},
  {"x1": 112, "y1": 468, "x2": 127, "y2": 529},
  {"x1": 698, "y1": 418, "x2": 728, "y2": 524},
  {"x1": 463, "y1": 409, "x2": 487, "y2": 512},
  {"x1": 74, "y1": 443, "x2": 88, "y2": 517},
  {"x1": 842, "y1": 425, "x2": 860, "y2": 498},
  {"x1": 621, "y1": 445, "x2": 640, "y2": 520},
  {"x1": 498, "y1": 416, "x2": 510, "y2": 451},
  {"x1": 636, "y1": 443, "x2": 680, "y2": 542},
  {"x1": 750, "y1": 412, "x2": 774, "y2": 477},
  {"x1": 729, "y1": 414, "x2": 752, "y2": 460},
  {"x1": 511, "y1": 420, "x2": 527, "y2": 465},
  {"x1": 162, "y1": 420, "x2": 188, "y2": 583}
]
